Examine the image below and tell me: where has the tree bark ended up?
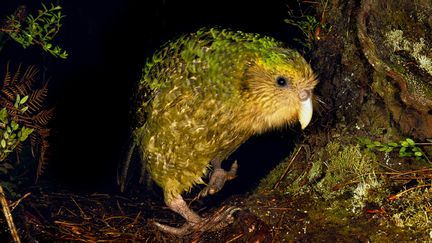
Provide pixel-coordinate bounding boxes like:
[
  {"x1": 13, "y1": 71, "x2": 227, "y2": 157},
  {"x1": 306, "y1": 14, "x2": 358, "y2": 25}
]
[{"x1": 313, "y1": 0, "x2": 432, "y2": 138}]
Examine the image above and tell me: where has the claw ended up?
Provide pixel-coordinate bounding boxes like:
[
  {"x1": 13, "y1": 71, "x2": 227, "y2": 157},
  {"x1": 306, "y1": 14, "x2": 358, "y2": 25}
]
[
  {"x1": 154, "y1": 206, "x2": 241, "y2": 236},
  {"x1": 199, "y1": 161, "x2": 239, "y2": 198}
]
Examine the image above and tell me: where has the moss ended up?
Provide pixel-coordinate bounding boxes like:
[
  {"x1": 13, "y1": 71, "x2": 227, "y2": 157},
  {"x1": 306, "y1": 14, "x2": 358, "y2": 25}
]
[
  {"x1": 384, "y1": 29, "x2": 432, "y2": 86},
  {"x1": 255, "y1": 160, "x2": 291, "y2": 193},
  {"x1": 357, "y1": 0, "x2": 432, "y2": 137},
  {"x1": 313, "y1": 142, "x2": 380, "y2": 203},
  {"x1": 250, "y1": 127, "x2": 432, "y2": 239},
  {"x1": 256, "y1": 147, "x2": 308, "y2": 195},
  {"x1": 258, "y1": 139, "x2": 388, "y2": 212},
  {"x1": 315, "y1": 142, "x2": 386, "y2": 211},
  {"x1": 307, "y1": 155, "x2": 324, "y2": 183},
  {"x1": 389, "y1": 188, "x2": 432, "y2": 230}
]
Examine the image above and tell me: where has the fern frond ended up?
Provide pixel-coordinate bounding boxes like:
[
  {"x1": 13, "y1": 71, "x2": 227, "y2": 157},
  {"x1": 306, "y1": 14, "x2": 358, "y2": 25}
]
[
  {"x1": 10, "y1": 63, "x2": 22, "y2": 85},
  {"x1": 19, "y1": 65, "x2": 38, "y2": 88},
  {"x1": 36, "y1": 127, "x2": 50, "y2": 137},
  {"x1": 36, "y1": 139, "x2": 50, "y2": 179},
  {"x1": 1, "y1": 87, "x2": 16, "y2": 101},
  {"x1": 32, "y1": 108, "x2": 54, "y2": 126},
  {"x1": 27, "y1": 83, "x2": 48, "y2": 113},
  {"x1": 2, "y1": 65, "x2": 38, "y2": 96},
  {"x1": 31, "y1": 129, "x2": 50, "y2": 180},
  {"x1": 0, "y1": 63, "x2": 53, "y2": 180},
  {"x1": 15, "y1": 142, "x2": 23, "y2": 164},
  {"x1": 0, "y1": 100, "x2": 20, "y2": 119},
  {"x1": 2, "y1": 63, "x2": 12, "y2": 89},
  {"x1": 29, "y1": 132, "x2": 39, "y2": 158},
  {"x1": 2, "y1": 83, "x2": 29, "y2": 98},
  {"x1": 0, "y1": 99, "x2": 15, "y2": 111}
]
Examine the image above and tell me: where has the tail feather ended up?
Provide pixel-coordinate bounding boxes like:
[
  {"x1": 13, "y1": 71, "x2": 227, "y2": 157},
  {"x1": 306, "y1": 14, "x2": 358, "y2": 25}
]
[{"x1": 117, "y1": 133, "x2": 137, "y2": 192}]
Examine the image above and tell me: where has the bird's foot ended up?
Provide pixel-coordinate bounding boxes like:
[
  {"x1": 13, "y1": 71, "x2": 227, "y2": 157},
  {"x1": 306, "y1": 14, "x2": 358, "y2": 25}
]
[
  {"x1": 154, "y1": 206, "x2": 240, "y2": 236},
  {"x1": 199, "y1": 161, "x2": 238, "y2": 198}
]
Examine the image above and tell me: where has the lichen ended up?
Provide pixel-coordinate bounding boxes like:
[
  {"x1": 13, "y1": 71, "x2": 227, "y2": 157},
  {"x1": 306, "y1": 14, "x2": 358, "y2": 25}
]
[
  {"x1": 258, "y1": 138, "x2": 387, "y2": 214},
  {"x1": 351, "y1": 173, "x2": 381, "y2": 213},
  {"x1": 310, "y1": 142, "x2": 384, "y2": 213},
  {"x1": 384, "y1": 29, "x2": 432, "y2": 76},
  {"x1": 389, "y1": 188, "x2": 432, "y2": 231}
]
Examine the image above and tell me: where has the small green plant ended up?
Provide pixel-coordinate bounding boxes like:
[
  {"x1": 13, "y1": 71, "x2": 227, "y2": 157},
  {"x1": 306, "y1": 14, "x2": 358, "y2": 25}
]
[
  {"x1": 284, "y1": 0, "x2": 331, "y2": 51},
  {"x1": 0, "y1": 95, "x2": 34, "y2": 167},
  {"x1": 0, "y1": 3, "x2": 68, "y2": 58},
  {"x1": 358, "y1": 137, "x2": 431, "y2": 162}
]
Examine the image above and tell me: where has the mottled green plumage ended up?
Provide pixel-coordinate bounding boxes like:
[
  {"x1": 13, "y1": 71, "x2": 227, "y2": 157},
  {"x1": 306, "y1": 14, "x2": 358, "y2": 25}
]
[{"x1": 133, "y1": 28, "x2": 317, "y2": 204}]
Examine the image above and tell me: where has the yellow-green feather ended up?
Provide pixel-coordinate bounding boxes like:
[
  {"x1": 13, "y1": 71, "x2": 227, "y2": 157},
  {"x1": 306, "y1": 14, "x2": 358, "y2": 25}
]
[{"x1": 133, "y1": 27, "x2": 317, "y2": 202}]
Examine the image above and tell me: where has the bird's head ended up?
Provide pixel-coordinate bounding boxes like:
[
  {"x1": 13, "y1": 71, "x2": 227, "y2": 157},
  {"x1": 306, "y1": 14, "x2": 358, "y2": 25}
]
[{"x1": 239, "y1": 49, "x2": 318, "y2": 133}]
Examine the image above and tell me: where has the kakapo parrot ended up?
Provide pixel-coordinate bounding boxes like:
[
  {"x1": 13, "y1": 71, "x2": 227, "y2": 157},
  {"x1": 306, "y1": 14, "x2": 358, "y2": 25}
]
[{"x1": 119, "y1": 28, "x2": 317, "y2": 235}]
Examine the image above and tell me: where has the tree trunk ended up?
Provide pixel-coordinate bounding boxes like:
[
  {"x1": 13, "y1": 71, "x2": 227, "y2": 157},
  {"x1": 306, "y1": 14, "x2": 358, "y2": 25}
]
[{"x1": 313, "y1": 0, "x2": 432, "y2": 138}]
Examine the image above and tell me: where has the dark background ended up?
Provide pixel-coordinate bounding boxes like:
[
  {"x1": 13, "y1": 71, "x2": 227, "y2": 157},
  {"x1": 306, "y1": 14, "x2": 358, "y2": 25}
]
[{"x1": 0, "y1": 0, "x2": 301, "y2": 192}]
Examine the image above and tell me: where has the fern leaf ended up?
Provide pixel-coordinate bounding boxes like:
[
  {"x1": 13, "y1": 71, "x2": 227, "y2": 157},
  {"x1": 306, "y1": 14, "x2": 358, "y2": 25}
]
[
  {"x1": 10, "y1": 63, "x2": 22, "y2": 85},
  {"x1": 0, "y1": 63, "x2": 52, "y2": 180},
  {"x1": 34, "y1": 132, "x2": 50, "y2": 181},
  {"x1": 3, "y1": 83, "x2": 29, "y2": 99},
  {"x1": 15, "y1": 142, "x2": 23, "y2": 165},
  {"x1": 29, "y1": 132, "x2": 40, "y2": 158},
  {"x1": 36, "y1": 141, "x2": 50, "y2": 180},
  {"x1": 32, "y1": 108, "x2": 54, "y2": 126},
  {"x1": 36, "y1": 127, "x2": 50, "y2": 137},
  {"x1": 2, "y1": 63, "x2": 12, "y2": 89},
  {"x1": 1, "y1": 87, "x2": 16, "y2": 101},
  {"x1": 19, "y1": 65, "x2": 38, "y2": 88},
  {"x1": 27, "y1": 84, "x2": 48, "y2": 113}
]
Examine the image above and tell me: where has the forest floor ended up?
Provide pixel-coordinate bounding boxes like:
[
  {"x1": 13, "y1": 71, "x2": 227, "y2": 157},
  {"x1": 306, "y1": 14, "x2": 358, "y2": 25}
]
[
  {"x1": 2, "y1": 106, "x2": 432, "y2": 242},
  {"x1": 2, "y1": 173, "x2": 428, "y2": 242}
]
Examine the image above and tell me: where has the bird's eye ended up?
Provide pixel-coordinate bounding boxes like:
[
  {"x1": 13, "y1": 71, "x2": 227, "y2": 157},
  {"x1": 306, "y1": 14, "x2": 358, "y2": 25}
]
[{"x1": 276, "y1": 76, "x2": 289, "y2": 87}]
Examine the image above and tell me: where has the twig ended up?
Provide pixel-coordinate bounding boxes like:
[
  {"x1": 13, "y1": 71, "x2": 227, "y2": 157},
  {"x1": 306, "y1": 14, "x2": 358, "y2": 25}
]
[
  {"x1": 132, "y1": 211, "x2": 141, "y2": 225},
  {"x1": 226, "y1": 233, "x2": 244, "y2": 243},
  {"x1": 116, "y1": 199, "x2": 125, "y2": 215},
  {"x1": 70, "y1": 196, "x2": 88, "y2": 219},
  {"x1": 388, "y1": 184, "x2": 432, "y2": 201},
  {"x1": 273, "y1": 146, "x2": 303, "y2": 190},
  {"x1": 9, "y1": 192, "x2": 31, "y2": 211},
  {"x1": 0, "y1": 185, "x2": 21, "y2": 243}
]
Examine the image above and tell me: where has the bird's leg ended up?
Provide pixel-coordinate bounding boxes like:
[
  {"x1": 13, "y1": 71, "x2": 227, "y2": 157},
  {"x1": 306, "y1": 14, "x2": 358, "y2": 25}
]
[
  {"x1": 199, "y1": 159, "x2": 238, "y2": 198},
  {"x1": 154, "y1": 194, "x2": 239, "y2": 236},
  {"x1": 165, "y1": 195, "x2": 202, "y2": 224}
]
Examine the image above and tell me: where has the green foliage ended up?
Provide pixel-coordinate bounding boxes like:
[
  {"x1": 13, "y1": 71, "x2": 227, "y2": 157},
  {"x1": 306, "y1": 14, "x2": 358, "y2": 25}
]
[
  {"x1": 1, "y1": 3, "x2": 68, "y2": 59},
  {"x1": 358, "y1": 137, "x2": 431, "y2": 162},
  {"x1": 284, "y1": 0, "x2": 331, "y2": 51},
  {"x1": 312, "y1": 143, "x2": 381, "y2": 201},
  {"x1": 285, "y1": 14, "x2": 322, "y2": 46},
  {"x1": 0, "y1": 64, "x2": 53, "y2": 179},
  {"x1": 0, "y1": 95, "x2": 34, "y2": 165}
]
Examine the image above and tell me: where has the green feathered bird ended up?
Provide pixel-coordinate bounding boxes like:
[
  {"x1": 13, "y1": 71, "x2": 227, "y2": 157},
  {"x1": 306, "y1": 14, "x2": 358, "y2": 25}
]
[{"x1": 120, "y1": 28, "x2": 317, "y2": 235}]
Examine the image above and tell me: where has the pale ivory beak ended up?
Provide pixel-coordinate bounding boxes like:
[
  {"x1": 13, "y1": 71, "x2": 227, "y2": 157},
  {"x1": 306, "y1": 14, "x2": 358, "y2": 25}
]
[{"x1": 299, "y1": 97, "x2": 313, "y2": 129}]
